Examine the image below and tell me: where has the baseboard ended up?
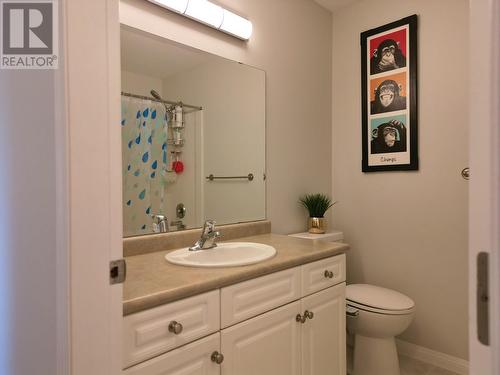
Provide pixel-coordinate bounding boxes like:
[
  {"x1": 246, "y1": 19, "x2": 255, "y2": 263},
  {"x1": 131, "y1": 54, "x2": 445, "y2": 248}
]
[{"x1": 396, "y1": 339, "x2": 469, "y2": 375}]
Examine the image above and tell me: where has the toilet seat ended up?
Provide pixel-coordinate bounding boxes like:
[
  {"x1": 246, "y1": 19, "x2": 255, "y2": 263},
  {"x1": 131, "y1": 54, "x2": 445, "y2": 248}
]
[
  {"x1": 346, "y1": 284, "x2": 415, "y2": 315},
  {"x1": 347, "y1": 299, "x2": 414, "y2": 315}
]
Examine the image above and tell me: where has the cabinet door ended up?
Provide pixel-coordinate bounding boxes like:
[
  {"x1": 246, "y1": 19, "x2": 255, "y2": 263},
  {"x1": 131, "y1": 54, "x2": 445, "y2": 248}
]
[
  {"x1": 301, "y1": 283, "x2": 346, "y2": 375},
  {"x1": 123, "y1": 333, "x2": 220, "y2": 375},
  {"x1": 221, "y1": 301, "x2": 301, "y2": 375}
]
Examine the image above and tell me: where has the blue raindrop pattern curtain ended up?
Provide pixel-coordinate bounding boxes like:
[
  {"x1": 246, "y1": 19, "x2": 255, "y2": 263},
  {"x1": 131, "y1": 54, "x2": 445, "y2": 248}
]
[{"x1": 121, "y1": 97, "x2": 168, "y2": 236}]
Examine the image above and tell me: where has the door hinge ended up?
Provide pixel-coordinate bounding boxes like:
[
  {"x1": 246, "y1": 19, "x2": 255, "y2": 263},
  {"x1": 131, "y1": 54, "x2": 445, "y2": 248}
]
[
  {"x1": 110, "y1": 259, "x2": 126, "y2": 285},
  {"x1": 477, "y1": 252, "x2": 489, "y2": 346}
]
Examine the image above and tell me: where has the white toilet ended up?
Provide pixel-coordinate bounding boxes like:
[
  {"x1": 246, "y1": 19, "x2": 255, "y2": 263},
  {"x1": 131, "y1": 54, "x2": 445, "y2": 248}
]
[
  {"x1": 346, "y1": 284, "x2": 415, "y2": 375},
  {"x1": 288, "y1": 231, "x2": 415, "y2": 375}
]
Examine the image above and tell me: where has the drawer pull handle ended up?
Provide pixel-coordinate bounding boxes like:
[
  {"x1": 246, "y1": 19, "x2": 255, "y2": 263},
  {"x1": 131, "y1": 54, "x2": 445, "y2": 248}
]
[
  {"x1": 211, "y1": 351, "x2": 224, "y2": 364},
  {"x1": 296, "y1": 310, "x2": 314, "y2": 323},
  {"x1": 324, "y1": 270, "x2": 334, "y2": 278},
  {"x1": 168, "y1": 321, "x2": 183, "y2": 335}
]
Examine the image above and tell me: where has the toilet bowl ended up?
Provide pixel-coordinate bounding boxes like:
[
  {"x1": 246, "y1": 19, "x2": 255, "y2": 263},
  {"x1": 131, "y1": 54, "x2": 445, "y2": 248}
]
[{"x1": 346, "y1": 284, "x2": 415, "y2": 375}]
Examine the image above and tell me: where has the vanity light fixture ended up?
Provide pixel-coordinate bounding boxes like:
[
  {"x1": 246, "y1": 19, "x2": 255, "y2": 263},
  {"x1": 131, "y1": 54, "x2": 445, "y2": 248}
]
[{"x1": 147, "y1": 0, "x2": 253, "y2": 40}]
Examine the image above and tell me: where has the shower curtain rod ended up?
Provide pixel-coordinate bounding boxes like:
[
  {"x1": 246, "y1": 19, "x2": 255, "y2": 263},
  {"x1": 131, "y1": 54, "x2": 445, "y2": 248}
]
[{"x1": 121, "y1": 91, "x2": 203, "y2": 112}]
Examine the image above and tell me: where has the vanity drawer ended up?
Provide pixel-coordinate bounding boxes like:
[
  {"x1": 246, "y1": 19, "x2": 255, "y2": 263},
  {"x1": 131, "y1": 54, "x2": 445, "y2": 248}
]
[
  {"x1": 123, "y1": 333, "x2": 220, "y2": 375},
  {"x1": 301, "y1": 254, "x2": 346, "y2": 296},
  {"x1": 221, "y1": 267, "x2": 301, "y2": 328},
  {"x1": 123, "y1": 290, "x2": 220, "y2": 368}
]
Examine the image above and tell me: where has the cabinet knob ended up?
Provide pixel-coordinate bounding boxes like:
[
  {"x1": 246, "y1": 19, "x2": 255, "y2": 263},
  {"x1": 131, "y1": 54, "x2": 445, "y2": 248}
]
[
  {"x1": 324, "y1": 270, "x2": 334, "y2": 279},
  {"x1": 296, "y1": 313, "x2": 306, "y2": 323},
  {"x1": 168, "y1": 321, "x2": 183, "y2": 335},
  {"x1": 296, "y1": 310, "x2": 314, "y2": 323},
  {"x1": 211, "y1": 351, "x2": 224, "y2": 364}
]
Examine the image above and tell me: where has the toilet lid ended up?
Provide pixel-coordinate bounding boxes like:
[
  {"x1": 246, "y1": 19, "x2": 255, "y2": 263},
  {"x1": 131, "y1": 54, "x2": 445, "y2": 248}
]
[{"x1": 346, "y1": 284, "x2": 415, "y2": 311}]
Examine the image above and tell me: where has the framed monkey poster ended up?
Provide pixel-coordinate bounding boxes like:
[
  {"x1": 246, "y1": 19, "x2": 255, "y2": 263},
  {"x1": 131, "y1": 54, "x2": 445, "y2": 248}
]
[{"x1": 361, "y1": 15, "x2": 418, "y2": 172}]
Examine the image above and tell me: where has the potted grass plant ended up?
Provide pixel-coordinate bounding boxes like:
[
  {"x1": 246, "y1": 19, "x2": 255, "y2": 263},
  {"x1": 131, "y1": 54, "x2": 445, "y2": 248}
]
[{"x1": 299, "y1": 193, "x2": 336, "y2": 234}]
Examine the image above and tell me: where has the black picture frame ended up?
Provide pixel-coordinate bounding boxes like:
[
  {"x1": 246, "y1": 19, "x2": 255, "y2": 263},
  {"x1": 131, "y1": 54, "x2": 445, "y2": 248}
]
[{"x1": 361, "y1": 15, "x2": 418, "y2": 172}]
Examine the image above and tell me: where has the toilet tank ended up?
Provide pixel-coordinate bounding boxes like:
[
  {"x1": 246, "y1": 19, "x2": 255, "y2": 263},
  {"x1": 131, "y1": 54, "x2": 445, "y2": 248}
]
[{"x1": 289, "y1": 230, "x2": 344, "y2": 243}]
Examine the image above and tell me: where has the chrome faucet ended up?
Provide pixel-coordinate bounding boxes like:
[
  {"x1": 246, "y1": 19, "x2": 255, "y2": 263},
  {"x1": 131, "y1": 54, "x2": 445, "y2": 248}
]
[
  {"x1": 189, "y1": 220, "x2": 221, "y2": 251},
  {"x1": 152, "y1": 214, "x2": 169, "y2": 233}
]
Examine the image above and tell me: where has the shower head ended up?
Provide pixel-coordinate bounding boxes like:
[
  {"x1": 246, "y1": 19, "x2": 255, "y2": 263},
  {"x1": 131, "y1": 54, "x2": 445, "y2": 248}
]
[
  {"x1": 150, "y1": 89, "x2": 162, "y2": 101},
  {"x1": 150, "y1": 89, "x2": 171, "y2": 115}
]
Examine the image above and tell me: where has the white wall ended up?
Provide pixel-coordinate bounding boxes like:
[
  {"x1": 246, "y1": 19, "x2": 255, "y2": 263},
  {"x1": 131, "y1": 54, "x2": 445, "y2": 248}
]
[
  {"x1": 122, "y1": 70, "x2": 163, "y2": 97},
  {"x1": 331, "y1": 0, "x2": 469, "y2": 360},
  {"x1": 120, "y1": 0, "x2": 333, "y2": 234},
  {"x1": 0, "y1": 70, "x2": 58, "y2": 374},
  {"x1": 163, "y1": 60, "x2": 266, "y2": 225}
]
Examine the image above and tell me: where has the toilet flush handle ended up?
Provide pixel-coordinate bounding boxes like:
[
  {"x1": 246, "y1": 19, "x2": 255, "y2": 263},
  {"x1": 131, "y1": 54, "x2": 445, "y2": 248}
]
[{"x1": 346, "y1": 306, "x2": 359, "y2": 317}]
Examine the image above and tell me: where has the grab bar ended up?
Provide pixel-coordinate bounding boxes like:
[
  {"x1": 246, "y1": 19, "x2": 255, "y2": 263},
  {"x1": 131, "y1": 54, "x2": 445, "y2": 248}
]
[{"x1": 206, "y1": 173, "x2": 254, "y2": 181}]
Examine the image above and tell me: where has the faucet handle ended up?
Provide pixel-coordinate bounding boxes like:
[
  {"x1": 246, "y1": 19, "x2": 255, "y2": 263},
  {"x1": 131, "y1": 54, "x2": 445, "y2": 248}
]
[
  {"x1": 152, "y1": 214, "x2": 169, "y2": 233},
  {"x1": 152, "y1": 214, "x2": 166, "y2": 223},
  {"x1": 203, "y1": 220, "x2": 216, "y2": 233}
]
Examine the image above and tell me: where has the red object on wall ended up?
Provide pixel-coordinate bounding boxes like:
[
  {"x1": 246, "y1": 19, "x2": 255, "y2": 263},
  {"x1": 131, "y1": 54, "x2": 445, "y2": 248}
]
[{"x1": 173, "y1": 160, "x2": 184, "y2": 174}]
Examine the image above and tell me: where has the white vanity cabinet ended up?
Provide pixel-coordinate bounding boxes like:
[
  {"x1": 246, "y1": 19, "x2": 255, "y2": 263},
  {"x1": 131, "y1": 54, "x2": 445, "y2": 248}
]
[
  {"x1": 221, "y1": 301, "x2": 302, "y2": 375},
  {"x1": 123, "y1": 254, "x2": 346, "y2": 375},
  {"x1": 301, "y1": 283, "x2": 346, "y2": 375}
]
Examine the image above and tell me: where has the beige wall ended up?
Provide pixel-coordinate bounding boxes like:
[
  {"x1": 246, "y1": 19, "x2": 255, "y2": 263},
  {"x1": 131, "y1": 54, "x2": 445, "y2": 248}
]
[
  {"x1": 331, "y1": 0, "x2": 469, "y2": 360},
  {"x1": 120, "y1": 0, "x2": 333, "y2": 234}
]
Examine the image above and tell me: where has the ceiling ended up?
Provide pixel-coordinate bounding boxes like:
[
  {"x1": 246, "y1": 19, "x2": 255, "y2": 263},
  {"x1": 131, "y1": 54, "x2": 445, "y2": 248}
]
[{"x1": 313, "y1": 0, "x2": 359, "y2": 13}]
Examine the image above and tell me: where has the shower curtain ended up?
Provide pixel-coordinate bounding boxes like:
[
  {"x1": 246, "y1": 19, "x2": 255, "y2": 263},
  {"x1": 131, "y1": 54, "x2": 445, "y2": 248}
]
[{"x1": 121, "y1": 96, "x2": 168, "y2": 237}]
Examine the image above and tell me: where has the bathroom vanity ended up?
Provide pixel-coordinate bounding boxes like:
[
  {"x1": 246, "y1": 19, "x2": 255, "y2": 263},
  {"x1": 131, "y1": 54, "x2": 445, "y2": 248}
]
[
  {"x1": 122, "y1": 233, "x2": 348, "y2": 375},
  {"x1": 119, "y1": 22, "x2": 348, "y2": 375}
]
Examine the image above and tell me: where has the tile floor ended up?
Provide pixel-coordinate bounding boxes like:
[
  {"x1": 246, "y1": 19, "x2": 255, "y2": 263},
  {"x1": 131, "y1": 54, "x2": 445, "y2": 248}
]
[{"x1": 347, "y1": 347, "x2": 460, "y2": 375}]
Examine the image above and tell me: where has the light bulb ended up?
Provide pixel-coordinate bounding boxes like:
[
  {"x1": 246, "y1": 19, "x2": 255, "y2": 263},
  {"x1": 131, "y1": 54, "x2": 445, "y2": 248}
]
[
  {"x1": 185, "y1": 0, "x2": 223, "y2": 28},
  {"x1": 148, "y1": 0, "x2": 188, "y2": 13},
  {"x1": 220, "y1": 9, "x2": 253, "y2": 40},
  {"x1": 147, "y1": 0, "x2": 252, "y2": 41}
]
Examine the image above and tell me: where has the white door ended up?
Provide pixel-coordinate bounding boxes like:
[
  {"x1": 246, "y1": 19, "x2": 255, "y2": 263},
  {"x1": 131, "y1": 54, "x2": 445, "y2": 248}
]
[
  {"x1": 221, "y1": 301, "x2": 302, "y2": 375},
  {"x1": 63, "y1": 0, "x2": 123, "y2": 374},
  {"x1": 301, "y1": 284, "x2": 346, "y2": 375},
  {"x1": 469, "y1": 0, "x2": 500, "y2": 374},
  {"x1": 123, "y1": 333, "x2": 221, "y2": 375}
]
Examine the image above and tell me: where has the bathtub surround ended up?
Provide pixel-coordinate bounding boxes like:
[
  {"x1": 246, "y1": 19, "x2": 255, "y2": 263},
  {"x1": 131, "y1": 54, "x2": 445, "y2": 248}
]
[
  {"x1": 120, "y1": 0, "x2": 333, "y2": 234},
  {"x1": 161, "y1": 57, "x2": 266, "y2": 226},
  {"x1": 331, "y1": 0, "x2": 468, "y2": 363}
]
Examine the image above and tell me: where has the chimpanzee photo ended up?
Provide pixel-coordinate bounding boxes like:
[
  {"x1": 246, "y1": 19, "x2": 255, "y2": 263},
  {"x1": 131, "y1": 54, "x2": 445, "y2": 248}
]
[
  {"x1": 370, "y1": 39, "x2": 406, "y2": 75},
  {"x1": 370, "y1": 120, "x2": 407, "y2": 154},
  {"x1": 370, "y1": 79, "x2": 406, "y2": 114}
]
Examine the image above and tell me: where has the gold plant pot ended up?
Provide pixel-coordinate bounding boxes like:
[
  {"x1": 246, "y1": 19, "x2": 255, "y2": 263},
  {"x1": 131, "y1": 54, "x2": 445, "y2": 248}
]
[{"x1": 308, "y1": 217, "x2": 326, "y2": 234}]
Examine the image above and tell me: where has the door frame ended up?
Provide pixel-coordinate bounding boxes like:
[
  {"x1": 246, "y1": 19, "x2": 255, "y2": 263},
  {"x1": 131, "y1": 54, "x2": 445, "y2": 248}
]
[
  {"x1": 468, "y1": 0, "x2": 500, "y2": 373},
  {"x1": 62, "y1": 0, "x2": 123, "y2": 373}
]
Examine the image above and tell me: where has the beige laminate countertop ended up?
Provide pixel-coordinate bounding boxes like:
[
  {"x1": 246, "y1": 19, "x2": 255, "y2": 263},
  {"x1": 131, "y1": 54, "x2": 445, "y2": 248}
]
[{"x1": 123, "y1": 233, "x2": 349, "y2": 316}]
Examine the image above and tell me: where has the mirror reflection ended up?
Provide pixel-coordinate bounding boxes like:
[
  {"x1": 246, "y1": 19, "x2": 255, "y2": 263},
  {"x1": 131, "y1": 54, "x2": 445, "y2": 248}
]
[{"x1": 120, "y1": 27, "x2": 266, "y2": 237}]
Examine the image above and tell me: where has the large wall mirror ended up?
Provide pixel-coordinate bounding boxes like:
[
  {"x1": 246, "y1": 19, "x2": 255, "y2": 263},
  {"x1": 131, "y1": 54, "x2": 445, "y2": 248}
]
[{"x1": 120, "y1": 26, "x2": 266, "y2": 237}]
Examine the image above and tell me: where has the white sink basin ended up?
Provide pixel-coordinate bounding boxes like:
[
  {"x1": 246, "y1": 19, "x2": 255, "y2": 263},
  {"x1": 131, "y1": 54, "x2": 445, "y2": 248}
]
[{"x1": 165, "y1": 242, "x2": 277, "y2": 268}]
